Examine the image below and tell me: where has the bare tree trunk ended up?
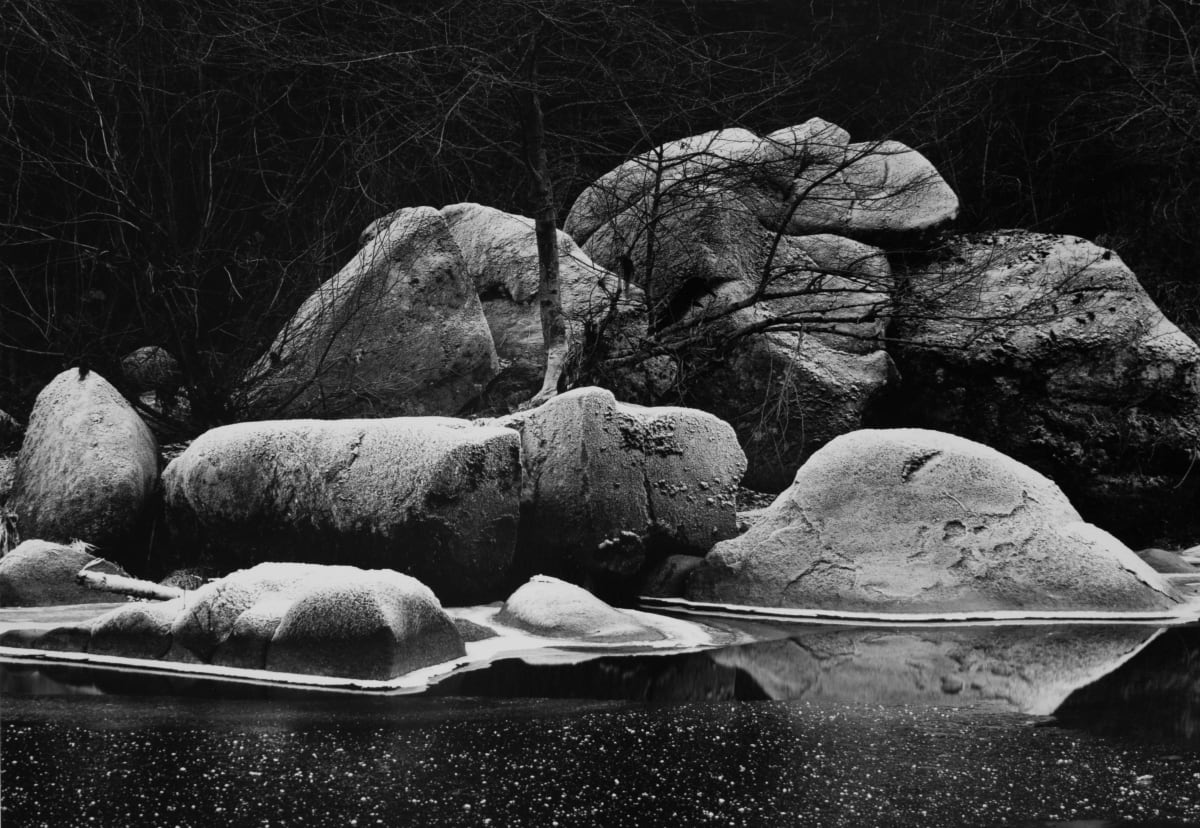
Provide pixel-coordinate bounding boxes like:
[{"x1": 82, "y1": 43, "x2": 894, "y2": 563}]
[{"x1": 519, "y1": 35, "x2": 568, "y2": 407}]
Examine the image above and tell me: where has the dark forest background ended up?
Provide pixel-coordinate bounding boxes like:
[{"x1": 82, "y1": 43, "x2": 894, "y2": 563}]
[{"x1": 3, "y1": 0, "x2": 1197, "y2": 430}]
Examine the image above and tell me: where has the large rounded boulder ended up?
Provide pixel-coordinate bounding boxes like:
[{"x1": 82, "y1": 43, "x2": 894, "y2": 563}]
[
  {"x1": 489, "y1": 387, "x2": 745, "y2": 586},
  {"x1": 242, "y1": 206, "x2": 498, "y2": 418},
  {"x1": 162, "y1": 418, "x2": 521, "y2": 603},
  {"x1": 891, "y1": 231, "x2": 1200, "y2": 543},
  {"x1": 9, "y1": 369, "x2": 158, "y2": 557},
  {"x1": 687, "y1": 428, "x2": 1183, "y2": 613}
]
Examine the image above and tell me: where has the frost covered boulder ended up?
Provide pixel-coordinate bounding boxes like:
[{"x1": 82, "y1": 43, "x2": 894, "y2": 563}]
[
  {"x1": 565, "y1": 118, "x2": 958, "y2": 247},
  {"x1": 243, "y1": 206, "x2": 498, "y2": 418},
  {"x1": 489, "y1": 387, "x2": 745, "y2": 585},
  {"x1": 162, "y1": 418, "x2": 521, "y2": 603},
  {"x1": 891, "y1": 232, "x2": 1200, "y2": 541},
  {"x1": 84, "y1": 563, "x2": 466, "y2": 679},
  {"x1": 10, "y1": 370, "x2": 158, "y2": 557},
  {"x1": 688, "y1": 429, "x2": 1183, "y2": 613},
  {"x1": 495, "y1": 575, "x2": 662, "y2": 642},
  {"x1": 0, "y1": 540, "x2": 130, "y2": 607},
  {"x1": 266, "y1": 568, "x2": 464, "y2": 679}
]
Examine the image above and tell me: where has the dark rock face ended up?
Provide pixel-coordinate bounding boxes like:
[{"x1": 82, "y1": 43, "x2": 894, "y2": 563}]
[
  {"x1": 120, "y1": 346, "x2": 182, "y2": 396},
  {"x1": 688, "y1": 428, "x2": 1183, "y2": 613},
  {"x1": 9, "y1": 370, "x2": 158, "y2": 559},
  {"x1": 488, "y1": 387, "x2": 745, "y2": 587},
  {"x1": 0, "y1": 540, "x2": 130, "y2": 607},
  {"x1": 162, "y1": 417, "x2": 521, "y2": 604},
  {"x1": 890, "y1": 231, "x2": 1200, "y2": 543}
]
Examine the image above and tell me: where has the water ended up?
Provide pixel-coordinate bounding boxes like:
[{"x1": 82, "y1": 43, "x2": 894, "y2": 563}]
[{"x1": 3, "y1": 623, "x2": 1199, "y2": 827}]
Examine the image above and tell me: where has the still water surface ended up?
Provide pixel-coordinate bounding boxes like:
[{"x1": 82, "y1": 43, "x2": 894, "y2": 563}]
[{"x1": 3, "y1": 622, "x2": 1198, "y2": 827}]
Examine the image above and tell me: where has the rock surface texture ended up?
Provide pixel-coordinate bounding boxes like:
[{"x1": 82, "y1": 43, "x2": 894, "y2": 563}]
[
  {"x1": 441, "y1": 203, "x2": 644, "y2": 411},
  {"x1": 496, "y1": 575, "x2": 661, "y2": 642},
  {"x1": 711, "y1": 626, "x2": 1158, "y2": 714},
  {"x1": 891, "y1": 232, "x2": 1200, "y2": 542},
  {"x1": 488, "y1": 387, "x2": 745, "y2": 586},
  {"x1": 0, "y1": 540, "x2": 130, "y2": 607},
  {"x1": 9, "y1": 370, "x2": 158, "y2": 558},
  {"x1": 687, "y1": 428, "x2": 1182, "y2": 613},
  {"x1": 567, "y1": 119, "x2": 938, "y2": 488},
  {"x1": 162, "y1": 418, "x2": 521, "y2": 603},
  {"x1": 242, "y1": 206, "x2": 498, "y2": 418},
  {"x1": 89, "y1": 563, "x2": 466, "y2": 679}
]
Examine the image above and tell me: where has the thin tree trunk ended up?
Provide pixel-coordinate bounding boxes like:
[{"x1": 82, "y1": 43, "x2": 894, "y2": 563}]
[{"x1": 519, "y1": 35, "x2": 568, "y2": 406}]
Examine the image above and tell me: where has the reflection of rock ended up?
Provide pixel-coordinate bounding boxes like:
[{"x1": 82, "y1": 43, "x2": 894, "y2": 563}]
[
  {"x1": 1054, "y1": 625, "x2": 1200, "y2": 741},
  {"x1": 711, "y1": 625, "x2": 1159, "y2": 714}
]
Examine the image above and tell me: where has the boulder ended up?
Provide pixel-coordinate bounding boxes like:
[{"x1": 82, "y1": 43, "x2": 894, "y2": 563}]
[
  {"x1": 581, "y1": 182, "x2": 895, "y2": 489},
  {"x1": 1135, "y1": 548, "x2": 1196, "y2": 574},
  {"x1": 120, "y1": 346, "x2": 182, "y2": 396},
  {"x1": 0, "y1": 539, "x2": 131, "y2": 607},
  {"x1": 169, "y1": 562, "x2": 327, "y2": 661},
  {"x1": 9, "y1": 370, "x2": 158, "y2": 555},
  {"x1": 489, "y1": 387, "x2": 745, "y2": 585},
  {"x1": 891, "y1": 232, "x2": 1200, "y2": 542},
  {"x1": 769, "y1": 140, "x2": 960, "y2": 238},
  {"x1": 267, "y1": 569, "x2": 465, "y2": 679},
  {"x1": 162, "y1": 418, "x2": 521, "y2": 604},
  {"x1": 242, "y1": 206, "x2": 498, "y2": 418},
  {"x1": 440, "y1": 203, "x2": 646, "y2": 411},
  {"x1": 565, "y1": 128, "x2": 763, "y2": 246},
  {"x1": 688, "y1": 428, "x2": 1183, "y2": 613},
  {"x1": 495, "y1": 575, "x2": 661, "y2": 642},
  {"x1": 82, "y1": 563, "x2": 466, "y2": 679},
  {"x1": 565, "y1": 119, "x2": 958, "y2": 248}
]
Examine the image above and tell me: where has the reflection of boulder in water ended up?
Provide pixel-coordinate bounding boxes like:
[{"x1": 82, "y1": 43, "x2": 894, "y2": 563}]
[
  {"x1": 1054, "y1": 625, "x2": 1200, "y2": 743},
  {"x1": 433, "y1": 652, "x2": 738, "y2": 704},
  {"x1": 710, "y1": 626, "x2": 1160, "y2": 714}
]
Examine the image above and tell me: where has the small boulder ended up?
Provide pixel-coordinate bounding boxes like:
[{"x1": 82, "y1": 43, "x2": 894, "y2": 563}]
[
  {"x1": 490, "y1": 387, "x2": 745, "y2": 585},
  {"x1": 120, "y1": 346, "x2": 182, "y2": 396},
  {"x1": 267, "y1": 569, "x2": 465, "y2": 680},
  {"x1": 0, "y1": 540, "x2": 130, "y2": 607},
  {"x1": 688, "y1": 428, "x2": 1182, "y2": 613},
  {"x1": 163, "y1": 420, "x2": 521, "y2": 603},
  {"x1": 1136, "y1": 548, "x2": 1196, "y2": 574},
  {"x1": 496, "y1": 575, "x2": 661, "y2": 642},
  {"x1": 242, "y1": 206, "x2": 498, "y2": 418},
  {"x1": 9, "y1": 370, "x2": 158, "y2": 556}
]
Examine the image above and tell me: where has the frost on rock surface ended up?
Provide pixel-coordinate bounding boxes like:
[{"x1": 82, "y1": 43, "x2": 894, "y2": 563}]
[
  {"x1": 162, "y1": 417, "x2": 521, "y2": 604},
  {"x1": 687, "y1": 428, "x2": 1182, "y2": 613}
]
